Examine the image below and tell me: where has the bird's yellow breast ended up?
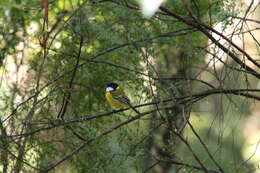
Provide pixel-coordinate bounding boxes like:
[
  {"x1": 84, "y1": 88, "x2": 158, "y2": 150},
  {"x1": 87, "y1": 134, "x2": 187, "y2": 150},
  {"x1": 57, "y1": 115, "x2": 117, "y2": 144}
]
[{"x1": 105, "y1": 92, "x2": 128, "y2": 108}]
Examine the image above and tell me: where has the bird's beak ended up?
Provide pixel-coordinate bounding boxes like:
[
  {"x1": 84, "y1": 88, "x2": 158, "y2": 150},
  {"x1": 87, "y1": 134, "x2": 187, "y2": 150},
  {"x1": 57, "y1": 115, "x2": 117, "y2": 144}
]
[{"x1": 106, "y1": 87, "x2": 114, "y2": 92}]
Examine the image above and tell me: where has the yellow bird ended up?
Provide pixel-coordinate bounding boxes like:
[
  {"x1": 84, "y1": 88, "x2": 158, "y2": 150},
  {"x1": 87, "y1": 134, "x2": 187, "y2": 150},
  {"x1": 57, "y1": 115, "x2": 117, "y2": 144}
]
[{"x1": 105, "y1": 82, "x2": 140, "y2": 114}]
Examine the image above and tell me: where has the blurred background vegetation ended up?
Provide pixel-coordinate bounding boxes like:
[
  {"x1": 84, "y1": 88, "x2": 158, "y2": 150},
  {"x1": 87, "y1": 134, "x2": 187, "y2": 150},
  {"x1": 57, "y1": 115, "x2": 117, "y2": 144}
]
[{"x1": 0, "y1": 0, "x2": 259, "y2": 172}]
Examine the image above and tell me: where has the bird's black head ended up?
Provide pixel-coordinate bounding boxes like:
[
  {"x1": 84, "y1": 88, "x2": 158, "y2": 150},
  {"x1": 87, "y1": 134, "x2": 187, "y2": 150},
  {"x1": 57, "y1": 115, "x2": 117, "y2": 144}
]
[{"x1": 106, "y1": 82, "x2": 119, "y2": 92}]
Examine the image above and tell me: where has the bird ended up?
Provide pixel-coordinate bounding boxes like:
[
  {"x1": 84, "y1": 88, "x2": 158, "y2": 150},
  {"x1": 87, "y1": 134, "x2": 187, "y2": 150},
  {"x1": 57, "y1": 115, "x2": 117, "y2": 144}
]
[{"x1": 105, "y1": 82, "x2": 140, "y2": 115}]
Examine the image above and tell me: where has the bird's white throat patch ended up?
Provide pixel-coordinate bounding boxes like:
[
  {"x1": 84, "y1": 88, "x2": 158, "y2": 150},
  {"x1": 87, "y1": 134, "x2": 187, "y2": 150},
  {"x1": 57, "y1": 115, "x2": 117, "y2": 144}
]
[{"x1": 106, "y1": 87, "x2": 114, "y2": 92}]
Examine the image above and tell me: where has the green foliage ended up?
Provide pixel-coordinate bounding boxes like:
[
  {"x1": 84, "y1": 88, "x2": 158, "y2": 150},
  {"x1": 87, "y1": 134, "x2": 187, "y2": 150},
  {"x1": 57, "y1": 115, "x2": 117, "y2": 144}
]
[
  {"x1": 0, "y1": 0, "x2": 40, "y2": 65},
  {"x1": 0, "y1": 0, "x2": 257, "y2": 172}
]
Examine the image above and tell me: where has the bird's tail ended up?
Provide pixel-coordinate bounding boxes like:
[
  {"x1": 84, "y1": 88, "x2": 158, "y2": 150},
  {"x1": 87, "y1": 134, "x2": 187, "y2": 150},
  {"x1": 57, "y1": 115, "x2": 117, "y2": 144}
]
[{"x1": 128, "y1": 104, "x2": 141, "y2": 115}]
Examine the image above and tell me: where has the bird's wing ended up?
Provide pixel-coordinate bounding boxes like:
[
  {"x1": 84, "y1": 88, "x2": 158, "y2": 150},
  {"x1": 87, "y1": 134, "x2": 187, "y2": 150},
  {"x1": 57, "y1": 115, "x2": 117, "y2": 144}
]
[
  {"x1": 111, "y1": 87, "x2": 141, "y2": 114},
  {"x1": 113, "y1": 93, "x2": 131, "y2": 106}
]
